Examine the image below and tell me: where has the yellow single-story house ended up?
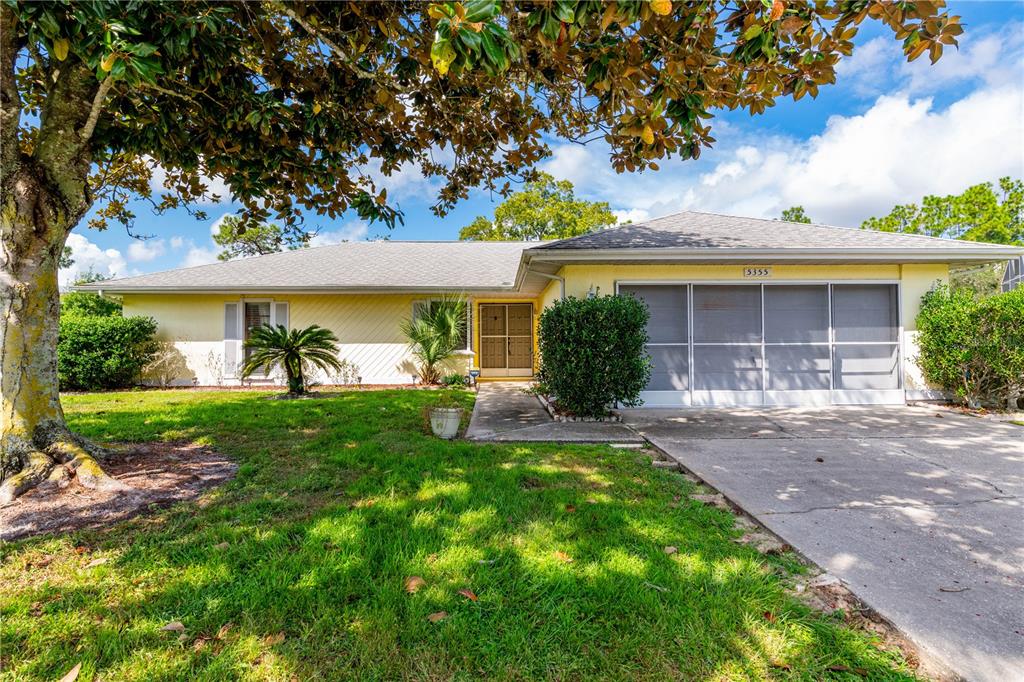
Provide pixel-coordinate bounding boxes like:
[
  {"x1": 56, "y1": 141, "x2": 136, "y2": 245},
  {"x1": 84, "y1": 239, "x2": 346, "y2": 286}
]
[{"x1": 80, "y1": 211, "x2": 1023, "y2": 407}]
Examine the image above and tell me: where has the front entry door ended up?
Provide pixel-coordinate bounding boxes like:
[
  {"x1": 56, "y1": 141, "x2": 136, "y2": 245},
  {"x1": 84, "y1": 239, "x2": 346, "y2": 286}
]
[{"x1": 480, "y1": 303, "x2": 533, "y2": 377}]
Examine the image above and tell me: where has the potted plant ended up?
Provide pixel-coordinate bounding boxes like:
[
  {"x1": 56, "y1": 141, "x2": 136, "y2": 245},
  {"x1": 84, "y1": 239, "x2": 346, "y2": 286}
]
[{"x1": 429, "y1": 390, "x2": 464, "y2": 439}]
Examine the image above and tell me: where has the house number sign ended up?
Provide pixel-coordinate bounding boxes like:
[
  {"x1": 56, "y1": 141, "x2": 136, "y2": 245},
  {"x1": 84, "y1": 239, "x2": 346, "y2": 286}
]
[{"x1": 743, "y1": 267, "x2": 772, "y2": 278}]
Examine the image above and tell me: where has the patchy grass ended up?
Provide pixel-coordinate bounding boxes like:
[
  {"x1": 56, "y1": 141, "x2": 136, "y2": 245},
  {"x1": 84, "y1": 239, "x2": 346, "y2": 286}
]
[{"x1": 1, "y1": 390, "x2": 916, "y2": 680}]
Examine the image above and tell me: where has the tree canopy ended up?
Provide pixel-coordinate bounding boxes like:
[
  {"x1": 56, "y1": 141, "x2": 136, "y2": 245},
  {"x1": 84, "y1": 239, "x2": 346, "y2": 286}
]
[
  {"x1": 4, "y1": 1, "x2": 964, "y2": 238},
  {"x1": 212, "y1": 216, "x2": 310, "y2": 261},
  {"x1": 778, "y1": 206, "x2": 812, "y2": 223},
  {"x1": 861, "y1": 178, "x2": 1023, "y2": 245},
  {"x1": 459, "y1": 173, "x2": 616, "y2": 241}
]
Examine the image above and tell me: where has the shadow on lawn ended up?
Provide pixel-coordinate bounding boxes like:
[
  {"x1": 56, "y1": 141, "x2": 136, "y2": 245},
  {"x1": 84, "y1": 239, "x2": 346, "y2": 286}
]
[{"x1": 3, "y1": 391, "x2": 917, "y2": 681}]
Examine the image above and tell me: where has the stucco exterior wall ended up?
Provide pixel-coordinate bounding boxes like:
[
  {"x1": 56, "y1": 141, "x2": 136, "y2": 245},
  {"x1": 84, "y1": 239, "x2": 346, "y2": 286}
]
[
  {"x1": 121, "y1": 261, "x2": 949, "y2": 396},
  {"x1": 123, "y1": 293, "x2": 472, "y2": 386}
]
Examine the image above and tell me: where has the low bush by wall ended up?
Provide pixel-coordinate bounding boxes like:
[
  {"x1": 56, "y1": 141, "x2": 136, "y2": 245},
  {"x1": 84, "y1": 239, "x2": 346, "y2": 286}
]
[
  {"x1": 916, "y1": 284, "x2": 1024, "y2": 409},
  {"x1": 537, "y1": 295, "x2": 651, "y2": 417},
  {"x1": 58, "y1": 315, "x2": 159, "y2": 390}
]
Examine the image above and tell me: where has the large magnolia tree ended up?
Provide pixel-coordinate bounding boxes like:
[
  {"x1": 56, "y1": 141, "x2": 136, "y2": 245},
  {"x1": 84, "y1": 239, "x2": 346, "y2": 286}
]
[{"x1": 0, "y1": 0, "x2": 961, "y2": 502}]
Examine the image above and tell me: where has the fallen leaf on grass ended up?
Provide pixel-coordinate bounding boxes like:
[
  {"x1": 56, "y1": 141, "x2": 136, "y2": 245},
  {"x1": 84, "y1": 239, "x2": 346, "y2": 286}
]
[
  {"x1": 457, "y1": 589, "x2": 478, "y2": 602},
  {"x1": 770, "y1": 659, "x2": 791, "y2": 670},
  {"x1": 405, "y1": 576, "x2": 426, "y2": 593},
  {"x1": 663, "y1": 546, "x2": 678, "y2": 555},
  {"x1": 213, "y1": 542, "x2": 230, "y2": 551},
  {"x1": 553, "y1": 551, "x2": 573, "y2": 563},
  {"x1": 73, "y1": 546, "x2": 89, "y2": 555},
  {"x1": 427, "y1": 611, "x2": 448, "y2": 623},
  {"x1": 192, "y1": 636, "x2": 211, "y2": 652},
  {"x1": 216, "y1": 623, "x2": 233, "y2": 639},
  {"x1": 565, "y1": 504, "x2": 576, "y2": 513},
  {"x1": 86, "y1": 557, "x2": 108, "y2": 568},
  {"x1": 161, "y1": 621, "x2": 185, "y2": 632},
  {"x1": 586, "y1": 498, "x2": 598, "y2": 504},
  {"x1": 264, "y1": 632, "x2": 286, "y2": 646},
  {"x1": 58, "y1": 662, "x2": 81, "y2": 682},
  {"x1": 30, "y1": 555, "x2": 54, "y2": 569},
  {"x1": 763, "y1": 611, "x2": 776, "y2": 623}
]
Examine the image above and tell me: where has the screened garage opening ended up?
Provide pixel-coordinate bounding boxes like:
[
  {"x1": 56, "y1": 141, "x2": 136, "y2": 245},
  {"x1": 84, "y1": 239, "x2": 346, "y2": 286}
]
[{"x1": 619, "y1": 283, "x2": 902, "y2": 407}]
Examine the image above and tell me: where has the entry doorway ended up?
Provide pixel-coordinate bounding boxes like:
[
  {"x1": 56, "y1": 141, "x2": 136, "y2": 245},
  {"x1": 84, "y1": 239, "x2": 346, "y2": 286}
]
[{"x1": 479, "y1": 303, "x2": 534, "y2": 377}]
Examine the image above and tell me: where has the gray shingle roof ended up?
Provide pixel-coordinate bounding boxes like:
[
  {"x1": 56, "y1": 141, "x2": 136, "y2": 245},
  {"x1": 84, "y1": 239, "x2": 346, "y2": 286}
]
[
  {"x1": 84, "y1": 241, "x2": 531, "y2": 293},
  {"x1": 532, "y1": 211, "x2": 1016, "y2": 251}
]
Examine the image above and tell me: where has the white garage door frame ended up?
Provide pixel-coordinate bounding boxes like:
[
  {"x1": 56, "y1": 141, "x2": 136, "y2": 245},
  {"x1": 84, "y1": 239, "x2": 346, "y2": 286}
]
[{"x1": 616, "y1": 280, "x2": 905, "y2": 408}]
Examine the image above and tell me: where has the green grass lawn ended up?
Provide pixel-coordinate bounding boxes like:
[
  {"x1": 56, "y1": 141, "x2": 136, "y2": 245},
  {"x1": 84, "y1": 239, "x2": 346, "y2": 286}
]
[{"x1": 1, "y1": 389, "x2": 916, "y2": 681}]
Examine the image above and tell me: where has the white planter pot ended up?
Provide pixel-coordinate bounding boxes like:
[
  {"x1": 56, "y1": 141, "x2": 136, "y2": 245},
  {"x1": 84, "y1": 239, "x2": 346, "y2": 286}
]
[{"x1": 430, "y1": 407, "x2": 463, "y2": 439}]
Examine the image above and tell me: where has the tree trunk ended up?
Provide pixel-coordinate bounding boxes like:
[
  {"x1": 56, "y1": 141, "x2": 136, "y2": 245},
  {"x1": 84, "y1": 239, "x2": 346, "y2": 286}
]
[
  {"x1": 0, "y1": 169, "x2": 129, "y2": 503},
  {"x1": 0, "y1": 8, "x2": 128, "y2": 503}
]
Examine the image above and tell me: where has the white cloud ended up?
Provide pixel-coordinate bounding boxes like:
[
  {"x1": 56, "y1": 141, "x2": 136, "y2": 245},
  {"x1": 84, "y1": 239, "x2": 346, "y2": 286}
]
[
  {"x1": 309, "y1": 220, "x2": 369, "y2": 246},
  {"x1": 538, "y1": 74, "x2": 1023, "y2": 228},
  {"x1": 612, "y1": 208, "x2": 650, "y2": 224},
  {"x1": 181, "y1": 242, "x2": 220, "y2": 268},
  {"x1": 127, "y1": 238, "x2": 165, "y2": 262},
  {"x1": 836, "y1": 23, "x2": 1023, "y2": 98},
  {"x1": 60, "y1": 233, "x2": 128, "y2": 286}
]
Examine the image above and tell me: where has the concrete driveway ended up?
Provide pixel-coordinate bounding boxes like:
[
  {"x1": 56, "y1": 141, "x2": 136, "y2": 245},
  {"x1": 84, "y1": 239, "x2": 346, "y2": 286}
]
[{"x1": 621, "y1": 406, "x2": 1024, "y2": 682}]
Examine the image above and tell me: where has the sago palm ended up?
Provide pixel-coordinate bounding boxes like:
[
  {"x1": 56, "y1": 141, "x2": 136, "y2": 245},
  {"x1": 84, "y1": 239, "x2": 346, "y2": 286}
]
[
  {"x1": 240, "y1": 324, "x2": 343, "y2": 394},
  {"x1": 401, "y1": 296, "x2": 467, "y2": 384}
]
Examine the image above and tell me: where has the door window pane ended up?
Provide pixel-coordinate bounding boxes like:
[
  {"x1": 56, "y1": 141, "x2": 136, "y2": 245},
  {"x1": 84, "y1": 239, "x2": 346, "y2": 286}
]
[
  {"x1": 832, "y1": 284, "x2": 898, "y2": 343},
  {"x1": 766, "y1": 346, "x2": 830, "y2": 390},
  {"x1": 693, "y1": 345, "x2": 763, "y2": 391},
  {"x1": 620, "y1": 285, "x2": 687, "y2": 343},
  {"x1": 646, "y1": 345, "x2": 689, "y2": 390},
  {"x1": 833, "y1": 344, "x2": 899, "y2": 389},
  {"x1": 693, "y1": 286, "x2": 762, "y2": 343},
  {"x1": 764, "y1": 286, "x2": 829, "y2": 343}
]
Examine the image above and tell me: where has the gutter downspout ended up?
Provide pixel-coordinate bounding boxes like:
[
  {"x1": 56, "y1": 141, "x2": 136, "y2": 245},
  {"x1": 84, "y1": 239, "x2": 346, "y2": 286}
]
[{"x1": 533, "y1": 271, "x2": 565, "y2": 300}]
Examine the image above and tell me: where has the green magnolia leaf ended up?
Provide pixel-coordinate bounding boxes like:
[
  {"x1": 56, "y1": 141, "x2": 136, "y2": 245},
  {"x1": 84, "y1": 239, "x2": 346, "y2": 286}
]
[
  {"x1": 464, "y1": 0, "x2": 499, "y2": 23},
  {"x1": 430, "y1": 37, "x2": 456, "y2": 75},
  {"x1": 743, "y1": 24, "x2": 763, "y2": 41}
]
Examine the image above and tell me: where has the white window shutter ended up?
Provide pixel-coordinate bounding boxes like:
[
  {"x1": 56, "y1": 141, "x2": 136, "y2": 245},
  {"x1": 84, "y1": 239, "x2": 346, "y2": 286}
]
[
  {"x1": 224, "y1": 302, "x2": 240, "y2": 378},
  {"x1": 274, "y1": 302, "x2": 289, "y2": 330},
  {"x1": 465, "y1": 300, "x2": 473, "y2": 350}
]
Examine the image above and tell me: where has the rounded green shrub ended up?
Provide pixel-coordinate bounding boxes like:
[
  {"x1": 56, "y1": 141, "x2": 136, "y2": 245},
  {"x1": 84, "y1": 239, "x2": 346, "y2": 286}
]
[
  {"x1": 916, "y1": 284, "x2": 1024, "y2": 409},
  {"x1": 537, "y1": 295, "x2": 651, "y2": 417},
  {"x1": 58, "y1": 315, "x2": 159, "y2": 390}
]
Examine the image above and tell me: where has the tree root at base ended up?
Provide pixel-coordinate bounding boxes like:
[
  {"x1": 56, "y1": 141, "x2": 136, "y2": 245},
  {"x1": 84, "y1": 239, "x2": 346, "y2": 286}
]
[{"x1": 0, "y1": 437, "x2": 131, "y2": 505}]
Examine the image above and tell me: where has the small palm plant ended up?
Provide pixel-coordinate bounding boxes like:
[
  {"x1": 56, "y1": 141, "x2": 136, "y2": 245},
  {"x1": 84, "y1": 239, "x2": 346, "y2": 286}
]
[
  {"x1": 240, "y1": 324, "x2": 343, "y2": 395},
  {"x1": 401, "y1": 296, "x2": 467, "y2": 384}
]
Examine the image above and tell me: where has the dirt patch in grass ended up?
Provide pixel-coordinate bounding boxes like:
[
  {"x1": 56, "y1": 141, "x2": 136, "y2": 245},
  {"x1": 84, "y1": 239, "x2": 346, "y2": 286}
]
[{"x1": 0, "y1": 442, "x2": 235, "y2": 542}]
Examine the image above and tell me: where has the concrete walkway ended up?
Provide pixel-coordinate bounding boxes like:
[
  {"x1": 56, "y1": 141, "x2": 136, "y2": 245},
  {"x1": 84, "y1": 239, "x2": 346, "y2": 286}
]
[
  {"x1": 622, "y1": 406, "x2": 1024, "y2": 682},
  {"x1": 465, "y1": 382, "x2": 643, "y2": 443}
]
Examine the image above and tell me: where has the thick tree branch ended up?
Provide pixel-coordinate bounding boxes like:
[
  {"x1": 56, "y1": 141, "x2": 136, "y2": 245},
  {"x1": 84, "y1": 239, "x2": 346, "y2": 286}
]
[
  {"x1": 79, "y1": 75, "x2": 113, "y2": 142},
  {"x1": 0, "y1": 3, "x2": 22, "y2": 187}
]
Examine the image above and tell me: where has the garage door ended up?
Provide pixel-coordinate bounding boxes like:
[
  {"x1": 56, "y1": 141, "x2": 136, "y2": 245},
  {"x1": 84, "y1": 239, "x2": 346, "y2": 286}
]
[{"x1": 619, "y1": 283, "x2": 901, "y2": 407}]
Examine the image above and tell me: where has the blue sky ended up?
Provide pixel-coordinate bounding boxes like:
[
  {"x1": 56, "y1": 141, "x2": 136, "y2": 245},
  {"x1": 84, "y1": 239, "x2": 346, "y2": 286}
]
[{"x1": 62, "y1": 2, "x2": 1024, "y2": 285}]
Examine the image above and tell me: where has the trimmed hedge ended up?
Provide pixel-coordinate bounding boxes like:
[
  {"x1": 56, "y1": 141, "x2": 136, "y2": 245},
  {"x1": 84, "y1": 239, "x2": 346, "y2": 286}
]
[
  {"x1": 916, "y1": 285, "x2": 1024, "y2": 409},
  {"x1": 58, "y1": 315, "x2": 159, "y2": 390},
  {"x1": 537, "y1": 295, "x2": 651, "y2": 417}
]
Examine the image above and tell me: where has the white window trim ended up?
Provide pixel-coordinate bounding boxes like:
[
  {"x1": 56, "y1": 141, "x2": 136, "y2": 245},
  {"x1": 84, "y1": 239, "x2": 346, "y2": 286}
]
[
  {"x1": 239, "y1": 298, "x2": 287, "y2": 380},
  {"x1": 411, "y1": 297, "x2": 473, "y2": 353}
]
